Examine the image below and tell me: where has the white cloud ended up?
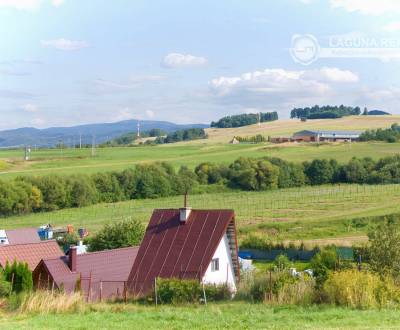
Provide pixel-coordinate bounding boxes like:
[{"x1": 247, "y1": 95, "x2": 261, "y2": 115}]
[
  {"x1": 41, "y1": 38, "x2": 88, "y2": 51},
  {"x1": 301, "y1": 67, "x2": 359, "y2": 83},
  {"x1": 383, "y1": 22, "x2": 400, "y2": 32},
  {"x1": 209, "y1": 67, "x2": 359, "y2": 109},
  {"x1": 161, "y1": 53, "x2": 207, "y2": 68},
  {"x1": 330, "y1": 0, "x2": 400, "y2": 15},
  {"x1": 145, "y1": 110, "x2": 155, "y2": 118},
  {"x1": 21, "y1": 103, "x2": 38, "y2": 112},
  {"x1": 0, "y1": 0, "x2": 64, "y2": 10}
]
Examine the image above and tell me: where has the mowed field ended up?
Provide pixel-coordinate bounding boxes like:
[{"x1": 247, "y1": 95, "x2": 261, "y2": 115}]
[
  {"x1": 205, "y1": 115, "x2": 400, "y2": 143},
  {"x1": 2, "y1": 184, "x2": 400, "y2": 245},
  {"x1": 2, "y1": 142, "x2": 400, "y2": 179},
  {"x1": 3, "y1": 303, "x2": 400, "y2": 330}
]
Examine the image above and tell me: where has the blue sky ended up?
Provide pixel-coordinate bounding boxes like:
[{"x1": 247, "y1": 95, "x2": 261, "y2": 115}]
[{"x1": 1, "y1": 0, "x2": 400, "y2": 129}]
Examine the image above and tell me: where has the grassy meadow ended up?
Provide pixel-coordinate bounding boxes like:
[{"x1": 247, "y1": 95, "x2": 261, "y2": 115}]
[
  {"x1": 2, "y1": 302, "x2": 400, "y2": 329},
  {"x1": 2, "y1": 184, "x2": 399, "y2": 245},
  {"x1": 0, "y1": 141, "x2": 399, "y2": 179},
  {"x1": 0, "y1": 116, "x2": 399, "y2": 179}
]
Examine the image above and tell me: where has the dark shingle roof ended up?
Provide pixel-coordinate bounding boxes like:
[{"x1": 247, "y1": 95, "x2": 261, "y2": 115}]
[
  {"x1": 0, "y1": 240, "x2": 63, "y2": 270},
  {"x1": 127, "y1": 209, "x2": 239, "y2": 296}
]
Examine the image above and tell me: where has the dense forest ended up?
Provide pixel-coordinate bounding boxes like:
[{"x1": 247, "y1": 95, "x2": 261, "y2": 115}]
[
  {"x1": 211, "y1": 112, "x2": 278, "y2": 128},
  {"x1": 359, "y1": 124, "x2": 400, "y2": 143},
  {"x1": 1, "y1": 155, "x2": 400, "y2": 216},
  {"x1": 291, "y1": 105, "x2": 361, "y2": 119},
  {"x1": 153, "y1": 128, "x2": 207, "y2": 144}
]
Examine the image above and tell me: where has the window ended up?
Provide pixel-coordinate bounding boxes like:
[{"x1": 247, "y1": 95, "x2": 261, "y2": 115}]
[{"x1": 211, "y1": 258, "x2": 219, "y2": 272}]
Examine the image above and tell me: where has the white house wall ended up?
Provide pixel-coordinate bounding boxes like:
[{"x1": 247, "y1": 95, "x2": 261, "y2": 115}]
[{"x1": 202, "y1": 233, "x2": 237, "y2": 291}]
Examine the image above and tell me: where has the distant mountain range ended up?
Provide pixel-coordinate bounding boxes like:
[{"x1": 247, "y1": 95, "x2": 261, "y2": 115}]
[{"x1": 0, "y1": 120, "x2": 209, "y2": 148}]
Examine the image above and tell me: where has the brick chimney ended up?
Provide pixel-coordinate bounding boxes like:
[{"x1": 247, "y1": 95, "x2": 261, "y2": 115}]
[{"x1": 68, "y1": 246, "x2": 77, "y2": 272}]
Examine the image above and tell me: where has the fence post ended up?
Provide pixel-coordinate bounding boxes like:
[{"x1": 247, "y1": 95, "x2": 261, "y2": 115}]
[
  {"x1": 99, "y1": 281, "x2": 103, "y2": 302},
  {"x1": 124, "y1": 281, "x2": 127, "y2": 303},
  {"x1": 154, "y1": 278, "x2": 158, "y2": 306},
  {"x1": 202, "y1": 281, "x2": 207, "y2": 305}
]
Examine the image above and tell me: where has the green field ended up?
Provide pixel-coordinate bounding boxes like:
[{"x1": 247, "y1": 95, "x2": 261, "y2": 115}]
[
  {"x1": 2, "y1": 184, "x2": 399, "y2": 245},
  {"x1": 0, "y1": 142, "x2": 399, "y2": 179},
  {"x1": 2, "y1": 303, "x2": 400, "y2": 329}
]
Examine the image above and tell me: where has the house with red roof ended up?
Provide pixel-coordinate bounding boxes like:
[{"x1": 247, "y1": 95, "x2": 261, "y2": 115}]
[
  {"x1": 32, "y1": 206, "x2": 240, "y2": 301},
  {"x1": 0, "y1": 228, "x2": 41, "y2": 245},
  {"x1": 33, "y1": 246, "x2": 139, "y2": 301},
  {"x1": 0, "y1": 240, "x2": 63, "y2": 271},
  {"x1": 127, "y1": 207, "x2": 240, "y2": 297}
]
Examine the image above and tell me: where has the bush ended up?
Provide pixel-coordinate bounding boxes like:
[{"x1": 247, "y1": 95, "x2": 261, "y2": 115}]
[
  {"x1": 310, "y1": 247, "x2": 337, "y2": 287},
  {"x1": 156, "y1": 278, "x2": 201, "y2": 304},
  {"x1": 368, "y1": 218, "x2": 400, "y2": 276},
  {"x1": 236, "y1": 271, "x2": 311, "y2": 303},
  {"x1": 0, "y1": 276, "x2": 11, "y2": 297},
  {"x1": 88, "y1": 218, "x2": 144, "y2": 252},
  {"x1": 323, "y1": 270, "x2": 400, "y2": 308},
  {"x1": 4, "y1": 261, "x2": 33, "y2": 293}
]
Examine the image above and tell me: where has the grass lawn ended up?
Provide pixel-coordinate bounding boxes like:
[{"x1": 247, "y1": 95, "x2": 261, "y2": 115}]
[
  {"x1": 2, "y1": 184, "x2": 399, "y2": 244},
  {"x1": 2, "y1": 303, "x2": 400, "y2": 329},
  {"x1": 0, "y1": 141, "x2": 399, "y2": 179}
]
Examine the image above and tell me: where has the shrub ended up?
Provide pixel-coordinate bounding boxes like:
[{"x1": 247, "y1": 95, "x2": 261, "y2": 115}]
[
  {"x1": 4, "y1": 261, "x2": 33, "y2": 293},
  {"x1": 275, "y1": 276, "x2": 315, "y2": 305},
  {"x1": 274, "y1": 254, "x2": 291, "y2": 271},
  {"x1": 323, "y1": 270, "x2": 400, "y2": 308},
  {"x1": 0, "y1": 276, "x2": 11, "y2": 297},
  {"x1": 368, "y1": 218, "x2": 400, "y2": 276},
  {"x1": 310, "y1": 247, "x2": 337, "y2": 287},
  {"x1": 88, "y1": 217, "x2": 144, "y2": 252},
  {"x1": 156, "y1": 278, "x2": 201, "y2": 304}
]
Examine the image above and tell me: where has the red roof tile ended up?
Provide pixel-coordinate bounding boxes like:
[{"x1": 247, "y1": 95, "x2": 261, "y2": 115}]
[
  {"x1": 0, "y1": 240, "x2": 63, "y2": 271},
  {"x1": 5, "y1": 228, "x2": 41, "y2": 245},
  {"x1": 127, "y1": 209, "x2": 239, "y2": 296},
  {"x1": 35, "y1": 246, "x2": 139, "y2": 299}
]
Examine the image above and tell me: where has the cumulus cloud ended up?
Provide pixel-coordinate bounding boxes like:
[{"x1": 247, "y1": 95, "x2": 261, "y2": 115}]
[
  {"x1": 209, "y1": 67, "x2": 359, "y2": 109},
  {"x1": 41, "y1": 38, "x2": 88, "y2": 51},
  {"x1": 161, "y1": 53, "x2": 207, "y2": 68},
  {"x1": 21, "y1": 103, "x2": 38, "y2": 112},
  {"x1": 0, "y1": 0, "x2": 64, "y2": 10},
  {"x1": 301, "y1": 67, "x2": 359, "y2": 83},
  {"x1": 330, "y1": 0, "x2": 400, "y2": 15}
]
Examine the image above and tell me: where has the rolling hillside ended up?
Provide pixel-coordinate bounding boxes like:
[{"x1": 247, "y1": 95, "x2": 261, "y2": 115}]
[
  {"x1": 0, "y1": 119, "x2": 208, "y2": 148},
  {"x1": 204, "y1": 115, "x2": 400, "y2": 144}
]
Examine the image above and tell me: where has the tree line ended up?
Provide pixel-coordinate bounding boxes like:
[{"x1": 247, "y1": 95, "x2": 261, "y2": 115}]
[
  {"x1": 359, "y1": 123, "x2": 400, "y2": 143},
  {"x1": 210, "y1": 112, "x2": 278, "y2": 128},
  {"x1": 1, "y1": 155, "x2": 400, "y2": 216},
  {"x1": 154, "y1": 128, "x2": 207, "y2": 144},
  {"x1": 291, "y1": 105, "x2": 361, "y2": 119},
  {"x1": 234, "y1": 135, "x2": 267, "y2": 143}
]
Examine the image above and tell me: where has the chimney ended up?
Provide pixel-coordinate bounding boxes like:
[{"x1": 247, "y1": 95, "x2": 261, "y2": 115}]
[
  {"x1": 68, "y1": 246, "x2": 77, "y2": 272},
  {"x1": 179, "y1": 192, "x2": 192, "y2": 223}
]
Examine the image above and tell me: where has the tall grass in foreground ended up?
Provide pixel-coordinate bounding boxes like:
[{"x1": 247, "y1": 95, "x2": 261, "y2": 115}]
[{"x1": 18, "y1": 291, "x2": 85, "y2": 314}]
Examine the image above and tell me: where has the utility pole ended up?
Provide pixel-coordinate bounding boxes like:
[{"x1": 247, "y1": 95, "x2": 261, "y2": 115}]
[
  {"x1": 137, "y1": 121, "x2": 140, "y2": 138},
  {"x1": 79, "y1": 134, "x2": 82, "y2": 149},
  {"x1": 258, "y1": 112, "x2": 261, "y2": 127}
]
